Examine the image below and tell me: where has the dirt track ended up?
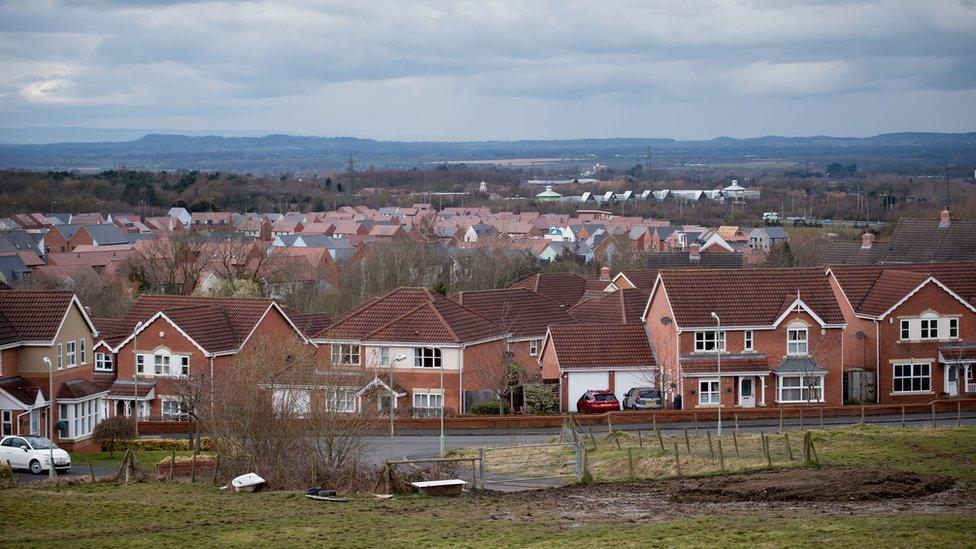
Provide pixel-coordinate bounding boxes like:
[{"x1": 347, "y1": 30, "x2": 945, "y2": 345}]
[{"x1": 475, "y1": 467, "x2": 976, "y2": 522}]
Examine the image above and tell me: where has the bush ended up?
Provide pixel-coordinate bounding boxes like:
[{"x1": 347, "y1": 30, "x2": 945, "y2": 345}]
[
  {"x1": 524, "y1": 383, "x2": 559, "y2": 414},
  {"x1": 92, "y1": 416, "x2": 136, "y2": 457},
  {"x1": 469, "y1": 399, "x2": 511, "y2": 415},
  {"x1": 101, "y1": 437, "x2": 214, "y2": 453}
]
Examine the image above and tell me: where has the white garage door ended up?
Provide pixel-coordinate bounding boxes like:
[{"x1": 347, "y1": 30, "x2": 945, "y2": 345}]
[
  {"x1": 567, "y1": 371, "x2": 609, "y2": 412},
  {"x1": 614, "y1": 370, "x2": 655, "y2": 403}
]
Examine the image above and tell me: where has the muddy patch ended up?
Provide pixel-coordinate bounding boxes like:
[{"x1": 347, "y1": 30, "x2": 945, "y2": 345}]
[{"x1": 672, "y1": 467, "x2": 954, "y2": 503}]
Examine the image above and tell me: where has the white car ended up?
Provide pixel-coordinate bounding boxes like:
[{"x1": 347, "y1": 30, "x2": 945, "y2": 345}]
[{"x1": 0, "y1": 435, "x2": 71, "y2": 474}]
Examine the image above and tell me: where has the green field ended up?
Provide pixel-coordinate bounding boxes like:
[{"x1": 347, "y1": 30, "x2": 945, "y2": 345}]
[{"x1": 3, "y1": 426, "x2": 975, "y2": 548}]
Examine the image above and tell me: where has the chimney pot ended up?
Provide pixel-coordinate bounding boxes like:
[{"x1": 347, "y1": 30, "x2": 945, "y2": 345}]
[
  {"x1": 860, "y1": 232, "x2": 875, "y2": 249},
  {"x1": 939, "y1": 208, "x2": 951, "y2": 228},
  {"x1": 600, "y1": 266, "x2": 611, "y2": 281},
  {"x1": 689, "y1": 243, "x2": 701, "y2": 260}
]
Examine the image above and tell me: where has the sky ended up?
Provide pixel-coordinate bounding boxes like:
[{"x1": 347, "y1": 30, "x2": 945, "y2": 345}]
[{"x1": 1, "y1": 0, "x2": 975, "y2": 141}]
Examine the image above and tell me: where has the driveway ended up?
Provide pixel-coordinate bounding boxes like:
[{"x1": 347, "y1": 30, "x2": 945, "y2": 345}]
[{"x1": 11, "y1": 463, "x2": 116, "y2": 484}]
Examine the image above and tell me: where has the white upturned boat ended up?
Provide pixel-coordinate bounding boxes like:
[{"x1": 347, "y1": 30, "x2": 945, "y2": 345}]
[{"x1": 231, "y1": 473, "x2": 266, "y2": 492}]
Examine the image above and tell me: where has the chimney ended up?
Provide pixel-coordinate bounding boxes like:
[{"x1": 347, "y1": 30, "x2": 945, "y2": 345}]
[
  {"x1": 860, "y1": 232, "x2": 875, "y2": 249},
  {"x1": 600, "y1": 266, "x2": 611, "y2": 281},
  {"x1": 689, "y1": 243, "x2": 701, "y2": 261},
  {"x1": 939, "y1": 208, "x2": 951, "y2": 229}
]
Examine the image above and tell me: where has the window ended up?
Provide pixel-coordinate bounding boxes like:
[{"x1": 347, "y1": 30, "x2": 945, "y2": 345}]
[
  {"x1": 1, "y1": 410, "x2": 11, "y2": 436},
  {"x1": 54, "y1": 397, "x2": 103, "y2": 439},
  {"x1": 949, "y1": 318, "x2": 959, "y2": 339},
  {"x1": 80, "y1": 339, "x2": 87, "y2": 364},
  {"x1": 66, "y1": 341, "x2": 77, "y2": 367},
  {"x1": 57, "y1": 343, "x2": 63, "y2": 370},
  {"x1": 920, "y1": 318, "x2": 938, "y2": 340},
  {"x1": 414, "y1": 347, "x2": 442, "y2": 368},
  {"x1": 787, "y1": 325, "x2": 808, "y2": 356},
  {"x1": 379, "y1": 347, "x2": 390, "y2": 367},
  {"x1": 327, "y1": 389, "x2": 357, "y2": 412},
  {"x1": 272, "y1": 389, "x2": 311, "y2": 417},
  {"x1": 180, "y1": 356, "x2": 190, "y2": 376},
  {"x1": 136, "y1": 354, "x2": 146, "y2": 374},
  {"x1": 900, "y1": 319, "x2": 910, "y2": 340},
  {"x1": 161, "y1": 400, "x2": 186, "y2": 420},
  {"x1": 743, "y1": 331, "x2": 754, "y2": 352},
  {"x1": 893, "y1": 363, "x2": 931, "y2": 393},
  {"x1": 698, "y1": 379, "x2": 720, "y2": 406},
  {"x1": 154, "y1": 354, "x2": 171, "y2": 376},
  {"x1": 529, "y1": 340, "x2": 540, "y2": 356},
  {"x1": 29, "y1": 409, "x2": 39, "y2": 435},
  {"x1": 694, "y1": 331, "x2": 725, "y2": 352},
  {"x1": 413, "y1": 392, "x2": 443, "y2": 409},
  {"x1": 330, "y1": 344, "x2": 361, "y2": 366},
  {"x1": 777, "y1": 375, "x2": 823, "y2": 403}
]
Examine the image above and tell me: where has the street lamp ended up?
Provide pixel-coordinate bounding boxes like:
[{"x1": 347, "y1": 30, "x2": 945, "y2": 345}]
[
  {"x1": 133, "y1": 321, "x2": 143, "y2": 436},
  {"x1": 388, "y1": 354, "x2": 407, "y2": 460},
  {"x1": 42, "y1": 357, "x2": 56, "y2": 481},
  {"x1": 710, "y1": 312, "x2": 722, "y2": 437},
  {"x1": 439, "y1": 360, "x2": 445, "y2": 457}
]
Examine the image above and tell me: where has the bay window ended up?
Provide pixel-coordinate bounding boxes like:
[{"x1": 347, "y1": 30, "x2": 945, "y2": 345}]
[
  {"x1": 695, "y1": 331, "x2": 725, "y2": 352},
  {"x1": 777, "y1": 375, "x2": 823, "y2": 403},
  {"x1": 893, "y1": 363, "x2": 931, "y2": 393},
  {"x1": 57, "y1": 397, "x2": 104, "y2": 439}
]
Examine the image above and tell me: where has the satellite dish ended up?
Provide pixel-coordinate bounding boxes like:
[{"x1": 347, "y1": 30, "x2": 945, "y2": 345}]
[
  {"x1": 855, "y1": 331, "x2": 866, "y2": 340},
  {"x1": 660, "y1": 316, "x2": 673, "y2": 326}
]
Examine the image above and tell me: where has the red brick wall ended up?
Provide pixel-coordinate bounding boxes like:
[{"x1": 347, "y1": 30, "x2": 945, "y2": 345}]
[
  {"x1": 508, "y1": 340, "x2": 542, "y2": 377},
  {"x1": 829, "y1": 273, "x2": 878, "y2": 372},
  {"x1": 68, "y1": 229, "x2": 94, "y2": 252},
  {"x1": 645, "y1": 286, "x2": 679, "y2": 404}
]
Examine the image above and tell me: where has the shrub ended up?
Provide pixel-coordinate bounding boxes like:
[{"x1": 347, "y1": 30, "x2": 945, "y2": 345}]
[
  {"x1": 101, "y1": 437, "x2": 214, "y2": 453},
  {"x1": 469, "y1": 399, "x2": 511, "y2": 416},
  {"x1": 524, "y1": 383, "x2": 559, "y2": 414},
  {"x1": 92, "y1": 416, "x2": 136, "y2": 457}
]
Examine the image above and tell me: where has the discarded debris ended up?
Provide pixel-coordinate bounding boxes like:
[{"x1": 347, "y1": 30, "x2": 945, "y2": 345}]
[{"x1": 231, "y1": 473, "x2": 266, "y2": 493}]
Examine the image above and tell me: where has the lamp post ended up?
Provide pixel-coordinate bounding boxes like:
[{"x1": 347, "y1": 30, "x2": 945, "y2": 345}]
[
  {"x1": 710, "y1": 312, "x2": 722, "y2": 437},
  {"x1": 389, "y1": 354, "x2": 406, "y2": 460},
  {"x1": 439, "y1": 361, "x2": 445, "y2": 457},
  {"x1": 133, "y1": 321, "x2": 143, "y2": 436},
  {"x1": 42, "y1": 357, "x2": 56, "y2": 481}
]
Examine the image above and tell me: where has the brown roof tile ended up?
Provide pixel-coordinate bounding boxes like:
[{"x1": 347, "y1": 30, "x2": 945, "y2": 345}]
[
  {"x1": 829, "y1": 262, "x2": 976, "y2": 317},
  {"x1": 510, "y1": 272, "x2": 601, "y2": 307},
  {"x1": 617, "y1": 269, "x2": 658, "y2": 291},
  {"x1": 546, "y1": 323, "x2": 654, "y2": 369},
  {"x1": 0, "y1": 290, "x2": 77, "y2": 345},
  {"x1": 58, "y1": 378, "x2": 108, "y2": 399},
  {"x1": 0, "y1": 375, "x2": 44, "y2": 405},
  {"x1": 680, "y1": 353, "x2": 770, "y2": 374},
  {"x1": 569, "y1": 288, "x2": 648, "y2": 325},
  {"x1": 452, "y1": 288, "x2": 577, "y2": 338}
]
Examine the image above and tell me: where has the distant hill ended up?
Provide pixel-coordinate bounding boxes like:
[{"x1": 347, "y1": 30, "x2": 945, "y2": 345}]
[{"x1": 0, "y1": 131, "x2": 973, "y2": 173}]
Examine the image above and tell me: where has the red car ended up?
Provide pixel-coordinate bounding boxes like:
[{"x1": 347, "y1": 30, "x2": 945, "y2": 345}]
[{"x1": 576, "y1": 390, "x2": 620, "y2": 413}]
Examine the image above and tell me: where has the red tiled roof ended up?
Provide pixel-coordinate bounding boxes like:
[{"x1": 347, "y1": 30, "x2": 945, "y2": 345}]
[
  {"x1": 510, "y1": 272, "x2": 602, "y2": 307},
  {"x1": 680, "y1": 354, "x2": 770, "y2": 374},
  {"x1": 617, "y1": 269, "x2": 658, "y2": 291},
  {"x1": 0, "y1": 290, "x2": 77, "y2": 345},
  {"x1": 318, "y1": 288, "x2": 436, "y2": 340},
  {"x1": 0, "y1": 375, "x2": 45, "y2": 405},
  {"x1": 58, "y1": 378, "x2": 108, "y2": 399},
  {"x1": 941, "y1": 344, "x2": 976, "y2": 361},
  {"x1": 107, "y1": 379, "x2": 155, "y2": 398},
  {"x1": 569, "y1": 288, "x2": 648, "y2": 325},
  {"x1": 452, "y1": 288, "x2": 577, "y2": 338},
  {"x1": 546, "y1": 323, "x2": 654, "y2": 369},
  {"x1": 658, "y1": 268, "x2": 844, "y2": 327},
  {"x1": 829, "y1": 262, "x2": 976, "y2": 317}
]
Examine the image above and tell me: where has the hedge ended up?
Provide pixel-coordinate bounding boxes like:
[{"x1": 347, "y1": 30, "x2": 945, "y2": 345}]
[
  {"x1": 469, "y1": 399, "x2": 511, "y2": 415},
  {"x1": 102, "y1": 438, "x2": 214, "y2": 452}
]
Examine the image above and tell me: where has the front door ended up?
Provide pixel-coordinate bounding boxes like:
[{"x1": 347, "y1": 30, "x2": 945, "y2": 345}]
[
  {"x1": 739, "y1": 377, "x2": 756, "y2": 408},
  {"x1": 945, "y1": 364, "x2": 958, "y2": 397}
]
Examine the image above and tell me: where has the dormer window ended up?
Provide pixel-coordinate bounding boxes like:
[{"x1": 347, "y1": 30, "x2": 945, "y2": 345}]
[{"x1": 787, "y1": 323, "x2": 808, "y2": 356}]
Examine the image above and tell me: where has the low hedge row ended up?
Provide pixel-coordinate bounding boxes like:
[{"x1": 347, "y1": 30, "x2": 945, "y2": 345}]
[{"x1": 102, "y1": 438, "x2": 214, "y2": 452}]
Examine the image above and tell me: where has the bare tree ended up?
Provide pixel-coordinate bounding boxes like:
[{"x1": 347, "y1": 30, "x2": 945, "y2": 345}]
[{"x1": 130, "y1": 233, "x2": 212, "y2": 294}]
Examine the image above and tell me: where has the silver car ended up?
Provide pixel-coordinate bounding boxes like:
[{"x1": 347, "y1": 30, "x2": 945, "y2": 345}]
[{"x1": 622, "y1": 387, "x2": 663, "y2": 410}]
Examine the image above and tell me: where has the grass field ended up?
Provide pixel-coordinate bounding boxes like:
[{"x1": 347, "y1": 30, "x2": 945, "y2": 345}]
[{"x1": 3, "y1": 426, "x2": 975, "y2": 548}]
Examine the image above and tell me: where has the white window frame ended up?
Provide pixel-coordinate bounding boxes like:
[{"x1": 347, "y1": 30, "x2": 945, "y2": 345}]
[
  {"x1": 272, "y1": 388, "x2": 311, "y2": 418},
  {"x1": 414, "y1": 347, "x2": 442, "y2": 368},
  {"x1": 57, "y1": 343, "x2": 63, "y2": 370},
  {"x1": 694, "y1": 331, "x2": 725, "y2": 353},
  {"x1": 893, "y1": 362, "x2": 931, "y2": 393},
  {"x1": 529, "y1": 340, "x2": 539, "y2": 357},
  {"x1": 743, "y1": 330, "x2": 754, "y2": 352},
  {"x1": 161, "y1": 399, "x2": 186, "y2": 421},
  {"x1": 331, "y1": 344, "x2": 361, "y2": 366},
  {"x1": 919, "y1": 315, "x2": 938, "y2": 340},
  {"x1": 327, "y1": 388, "x2": 357, "y2": 413},
  {"x1": 948, "y1": 317, "x2": 959, "y2": 339},
  {"x1": 379, "y1": 346, "x2": 390, "y2": 367},
  {"x1": 29, "y1": 409, "x2": 39, "y2": 435},
  {"x1": 776, "y1": 375, "x2": 824, "y2": 403},
  {"x1": 58, "y1": 396, "x2": 103, "y2": 439},
  {"x1": 698, "y1": 379, "x2": 720, "y2": 406},
  {"x1": 412, "y1": 391, "x2": 444, "y2": 410},
  {"x1": 94, "y1": 352, "x2": 113, "y2": 372},
  {"x1": 900, "y1": 319, "x2": 910, "y2": 341},
  {"x1": 136, "y1": 350, "x2": 189, "y2": 378},
  {"x1": 80, "y1": 338, "x2": 87, "y2": 365},
  {"x1": 787, "y1": 324, "x2": 808, "y2": 356},
  {"x1": 135, "y1": 354, "x2": 146, "y2": 375},
  {"x1": 1, "y1": 410, "x2": 11, "y2": 436},
  {"x1": 66, "y1": 340, "x2": 77, "y2": 367},
  {"x1": 154, "y1": 353, "x2": 171, "y2": 376}
]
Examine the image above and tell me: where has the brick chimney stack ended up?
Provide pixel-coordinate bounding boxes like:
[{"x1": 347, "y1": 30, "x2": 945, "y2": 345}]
[
  {"x1": 939, "y1": 208, "x2": 951, "y2": 229},
  {"x1": 599, "y1": 266, "x2": 611, "y2": 281},
  {"x1": 860, "y1": 233, "x2": 875, "y2": 249},
  {"x1": 689, "y1": 243, "x2": 701, "y2": 261}
]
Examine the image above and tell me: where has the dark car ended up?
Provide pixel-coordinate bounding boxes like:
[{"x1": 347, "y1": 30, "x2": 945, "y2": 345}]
[
  {"x1": 576, "y1": 390, "x2": 620, "y2": 413},
  {"x1": 622, "y1": 387, "x2": 663, "y2": 410}
]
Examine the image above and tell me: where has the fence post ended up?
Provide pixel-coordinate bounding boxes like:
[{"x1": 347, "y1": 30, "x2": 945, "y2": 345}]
[
  {"x1": 6, "y1": 460, "x2": 15, "y2": 485},
  {"x1": 211, "y1": 454, "x2": 220, "y2": 485},
  {"x1": 656, "y1": 428, "x2": 665, "y2": 452},
  {"x1": 803, "y1": 431, "x2": 811, "y2": 464},
  {"x1": 732, "y1": 429, "x2": 740, "y2": 457},
  {"x1": 860, "y1": 405, "x2": 865, "y2": 425},
  {"x1": 784, "y1": 433, "x2": 794, "y2": 461},
  {"x1": 588, "y1": 424, "x2": 598, "y2": 449},
  {"x1": 931, "y1": 402, "x2": 937, "y2": 428},
  {"x1": 652, "y1": 414, "x2": 657, "y2": 433},
  {"x1": 627, "y1": 447, "x2": 634, "y2": 480},
  {"x1": 819, "y1": 407, "x2": 824, "y2": 428},
  {"x1": 958, "y1": 401, "x2": 962, "y2": 427},
  {"x1": 87, "y1": 459, "x2": 95, "y2": 483},
  {"x1": 607, "y1": 413, "x2": 613, "y2": 433},
  {"x1": 779, "y1": 409, "x2": 784, "y2": 433},
  {"x1": 761, "y1": 432, "x2": 771, "y2": 467},
  {"x1": 718, "y1": 439, "x2": 725, "y2": 471},
  {"x1": 694, "y1": 413, "x2": 699, "y2": 433},
  {"x1": 673, "y1": 442, "x2": 681, "y2": 476},
  {"x1": 684, "y1": 428, "x2": 691, "y2": 454},
  {"x1": 479, "y1": 447, "x2": 486, "y2": 490},
  {"x1": 734, "y1": 413, "x2": 739, "y2": 437},
  {"x1": 190, "y1": 454, "x2": 197, "y2": 483},
  {"x1": 575, "y1": 441, "x2": 584, "y2": 482},
  {"x1": 706, "y1": 431, "x2": 715, "y2": 460},
  {"x1": 637, "y1": 430, "x2": 643, "y2": 450},
  {"x1": 168, "y1": 449, "x2": 175, "y2": 482}
]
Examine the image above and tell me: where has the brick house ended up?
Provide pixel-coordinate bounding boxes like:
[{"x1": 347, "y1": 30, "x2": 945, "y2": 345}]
[
  {"x1": 538, "y1": 323, "x2": 655, "y2": 412},
  {"x1": 94, "y1": 295, "x2": 309, "y2": 420},
  {"x1": 569, "y1": 288, "x2": 648, "y2": 325},
  {"x1": 827, "y1": 262, "x2": 976, "y2": 404},
  {"x1": 311, "y1": 288, "x2": 509, "y2": 416},
  {"x1": 0, "y1": 291, "x2": 104, "y2": 451},
  {"x1": 643, "y1": 268, "x2": 847, "y2": 410},
  {"x1": 451, "y1": 288, "x2": 578, "y2": 375}
]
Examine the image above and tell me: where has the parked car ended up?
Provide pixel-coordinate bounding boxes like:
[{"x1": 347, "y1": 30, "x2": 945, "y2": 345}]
[
  {"x1": 622, "y1": 387, "x2": 663, "y2": 410},
  {"x1": 0, "y1": 435, "x2": 71, "y2": 474},
  {"x1": 576, "y1": 390, "x2": 620, "y2": 413}
]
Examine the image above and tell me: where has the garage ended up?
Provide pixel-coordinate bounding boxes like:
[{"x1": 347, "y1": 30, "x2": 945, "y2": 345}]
[
  {"x1": 613, "y1": 370, "x2": 654, "y2": 403},
  {"x1": 566, "y1": 371, "x2": 609, "y2": 412}
]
